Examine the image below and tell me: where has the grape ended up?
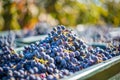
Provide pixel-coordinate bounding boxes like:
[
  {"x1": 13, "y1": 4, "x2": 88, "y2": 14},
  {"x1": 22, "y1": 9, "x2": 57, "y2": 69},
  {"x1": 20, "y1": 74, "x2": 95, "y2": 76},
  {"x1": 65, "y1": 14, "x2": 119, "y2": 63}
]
[
  {"x1": 61, "y1": 25, "x2": 65, "y2": 30},
  {"x1": 62, "y1": 69, "x2": 69, "y2": 75},
  {"x1": 55, "y1": 56, "x2": 62, "y2": 63},
  {"x1": 56, "y1": 39, "x2": 63, "y2": 45},
  {"x1": 47, "y1": 67, "x2": 54, "y2": 74},
  {"x1": 39, "y1": 47, "x2": 44, "y2": 52},
  {"x1": 33, "y1": 67, "x2": 39, "y2": 73},
  {"x1": 69, "y1": 52, "x2": 75, "y2": 57},
  {"x1": 111, "y1": 52, "x2": 116, "y2": 57},
  {"x1": 57, "y1": 25, "x2": 61, "y2": 30},
  {"x1": 36, "y1": 76, "x2": 42, "y2": 80},
  {"x1": 64, "y1": 56, "x2": 70, "y2": 62},
  {"x1": 74, "y1": 66, "x2": 80, "y2": 71},
  {"x1": 29, "y1": 74, "x2": 36, "y2": 80},
  {"x1": 40, "y1": 52, "x2": 46, "y2": 57},
  {"x1": 50, "y1": 53, "x2": 55, "y2": 58},
  {"x1": 46, "y1": 75, "x2": 54, "y2": 80},
  {"x1": 49, "y1": 63, "x2": 56, "y2": 69},
  {"x1": 46, "y1": 49, "x2": 52, "y2": 54},
  {"x1": 53, "y1": 48, "x2": 57, "y2": 53},
  {"x1": 19, "y1": 70, "x2": 24, "y2": 74},
  {"x1": 38, "y1": 64, "x2": 46, "y2": 73},
  {"x1": 60, "y1": 59, "x2": 67, "y2": 68},
  {"x1": 44, "y1": 54, "x2": 51, "y2": 60},
  {"x1": 59, "y1": 73, "x2": 64, "y2": 78},
  {"x1": 54, "y1": 69, "x2": 59, "y2": 73},
  {"x1": 83, "y1": 63, "x2": 89, "y2": 68},
  {"x1": 70, "y1": 46, "x2": 76, "y2": 51},
  {"x1": 53, "y1": 27, "x2": 57, "y2": 31},
  {"x1": 35, "y1": 52, "x2": 42, "y2": 59},
  {"x1": 15, "y1": 64, "x2": 23, "y2": 70},
  {"x1": 71, "y1": 57, "x2": 78, "y2": 64},
  {"x1": 64, "y1": 52, "x2": 69, "y2": 56},
  {"x1": 75, "y1": 51, "x2": 80, "y2": 57},
  {"x1": 102, "y1": 57, "x2": 108, "y2": 61}
]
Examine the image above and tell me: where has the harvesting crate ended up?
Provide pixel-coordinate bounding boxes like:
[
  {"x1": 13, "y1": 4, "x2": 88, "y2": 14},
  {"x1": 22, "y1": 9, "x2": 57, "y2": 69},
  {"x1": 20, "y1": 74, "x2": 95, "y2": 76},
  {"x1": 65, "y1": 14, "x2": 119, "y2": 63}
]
[
  {"x1": 15, "y1": 35, "x2": 47, "y2": 46},
  {"x1": 14, "y1": 43, "x2": 120, "y2": 80}
]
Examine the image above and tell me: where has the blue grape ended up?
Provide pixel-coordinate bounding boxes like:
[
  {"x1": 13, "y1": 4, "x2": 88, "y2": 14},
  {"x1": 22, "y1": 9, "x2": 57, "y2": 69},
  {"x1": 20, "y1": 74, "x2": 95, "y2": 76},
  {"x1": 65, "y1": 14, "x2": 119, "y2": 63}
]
[
  {"x1": 64, "y1": 56, "x2": 70, "y2": 62},
  {"x1": 69, "y1": 52, "x2": 75, "y2": 57},
  {"x1": 61, "y1": 25, "x2": 65, "y2": 30},
  {"x1": 75, "y1": 51, "x2": 80, "y2": 57},
  {"x1": 29, "y1": 74, "x2": 36, "y2": 80},
  {"x1": 33, "y1": 67, "x2": 39, "y2": 73},
  {"x1": 60, "y1": 59, "x2": 67, "y2": 68},
  {"x1": 55, "y1": 56, "x2": 62, "y2": 63},
  {"x1": 46, "y1": 75, "x2": 54, "y2": 80},
  {"x1": 49, "y1": 63, "x2": 56, "y2": 69},
  {"x1": 47, "y1": 67, "x2": 53, "y2": 74}
]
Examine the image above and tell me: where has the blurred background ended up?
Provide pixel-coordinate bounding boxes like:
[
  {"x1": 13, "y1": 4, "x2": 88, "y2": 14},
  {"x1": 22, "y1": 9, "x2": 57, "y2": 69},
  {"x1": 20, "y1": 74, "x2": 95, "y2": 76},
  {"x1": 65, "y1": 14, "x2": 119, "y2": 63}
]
[{"x1": 0, "y1": 0, "x2": 120, "y2": 31}]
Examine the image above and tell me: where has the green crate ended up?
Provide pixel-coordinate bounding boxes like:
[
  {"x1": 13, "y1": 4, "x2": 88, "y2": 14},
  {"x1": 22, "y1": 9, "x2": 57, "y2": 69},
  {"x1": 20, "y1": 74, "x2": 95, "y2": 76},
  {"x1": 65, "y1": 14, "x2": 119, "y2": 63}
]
[
  {"x1": 61, "y1": 55, "x2": 120, "y2": 80},
  {"x1": 89, "y1": 42, "x2": 107, "y2": 49},
  {"x1": 16, "y1": 35, "x2": 47, "y2": 44},
  {"x1": 14, "y1": 45, "x2": 120, "y2": 80}
]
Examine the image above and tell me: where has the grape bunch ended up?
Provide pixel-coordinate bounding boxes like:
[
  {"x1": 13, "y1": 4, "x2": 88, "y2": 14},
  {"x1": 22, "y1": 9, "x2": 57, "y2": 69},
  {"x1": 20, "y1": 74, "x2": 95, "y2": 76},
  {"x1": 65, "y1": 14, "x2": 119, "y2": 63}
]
[
  {"x1": 0, "y1": 31, "x2": 16, "y2": 50},
  {"x1": 0, "y1": 25, "x2": 120, "y2": 80},
  {"x1": 33, "y1": 22, "x2": 51, "y2": 35},
  {"x1": 15, "y1": 22, "x2": 51, "y2": 38},
  {"x1": 0, "y1": 22, "x2": 50, "y2": 49},
  {"x1": 76, "y1": 26, "x2": 112, "y2": 43}
]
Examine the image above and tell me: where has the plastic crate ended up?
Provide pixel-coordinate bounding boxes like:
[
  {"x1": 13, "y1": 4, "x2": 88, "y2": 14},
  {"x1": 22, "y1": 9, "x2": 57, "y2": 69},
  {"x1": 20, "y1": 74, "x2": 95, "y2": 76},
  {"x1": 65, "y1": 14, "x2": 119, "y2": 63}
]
[
  {"x1": 16, "y1": 35, "x2": 47, "y2": 44},
  {"x1": 14, "y1": 44, "x2": 120, "y2": 80},
  {"x1": 61, "y1": 55, "x2": 120, "y2": 80}
]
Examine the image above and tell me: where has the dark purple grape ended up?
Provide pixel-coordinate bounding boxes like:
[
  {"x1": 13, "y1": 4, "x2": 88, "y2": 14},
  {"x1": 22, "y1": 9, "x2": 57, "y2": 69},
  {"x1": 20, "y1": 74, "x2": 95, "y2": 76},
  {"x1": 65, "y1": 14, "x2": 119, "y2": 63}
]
[
  {"x1": 64, "y1": 56, "x2": 70, "y2": 62},
  {"x1": 60, "y1": 59, "x2": 67, "y2": 68},
  {"x1": 102, "y1": 57, "x2": 108, "y2": 61},
  {"x1": 53, "y1": 27, "x2": 57, "y2": 31},
  {"x1": 69, "y1": 52, "x2": 75, "y2": 57},
  {"x1": 28, "y1": 68, "x2": 35, "y2": 74},
  {"x1": 48, "y1": 58, "x2": 54, "y2": 63},
  {"x1": 59, "y1": 72, "x2": 64, "y2": 78},
  {"x1": 59, "y1": 52, "x2": 64, "y2": 57},
  {"x1": 54, "y1": 69, "x2": 59, "y2": 73},
  {"x1": 55, "y1": 56, "x2": 62, "y2": 63},
  {"x1": 61, "y1": 25, "x2": 65, "y2": 30},
  {"x1": 46, "y1": 75, "x2": 54, "y2": 80},
  {"x1": 62, "y1": 69, "x2": 69, "y2": 75},
  {"x1": 29, "y1": 74, "x2": 36, "y2": 80},
  {"x1": 49, "y1": 63, "x2": 56, "y2": 69},
  {"x1": 47, "y1": 67, "x2": 53, "y2": 74},
  {"x1": 33, "y1": 67, "x2": 39, "y2": 73},
  {"x1": 75, "y1": 51, "x2": 80, "y2": 57}
]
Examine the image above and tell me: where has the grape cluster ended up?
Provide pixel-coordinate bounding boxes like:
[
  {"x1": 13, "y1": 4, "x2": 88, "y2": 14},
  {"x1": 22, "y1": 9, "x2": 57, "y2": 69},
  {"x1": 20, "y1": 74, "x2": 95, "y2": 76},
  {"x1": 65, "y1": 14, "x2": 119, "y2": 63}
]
[
  {"x1": 16, "y1": 22, "x2": 50, "y2": 38},
  {"x1": 34, "y1": 22, "x2": 51, "y2": 35},
  {"x1": 76, "y1": 26, "x2": 111, "y2": 43},
  {"x1": 0, "y1": 25, "x2": 120, "y2": 80},
  {"x1": 0, "y1": 31, "x2": 16, "y2": 50},
  {"x1": 0, "y1": 22, "x2": 50, "y2": 49}
]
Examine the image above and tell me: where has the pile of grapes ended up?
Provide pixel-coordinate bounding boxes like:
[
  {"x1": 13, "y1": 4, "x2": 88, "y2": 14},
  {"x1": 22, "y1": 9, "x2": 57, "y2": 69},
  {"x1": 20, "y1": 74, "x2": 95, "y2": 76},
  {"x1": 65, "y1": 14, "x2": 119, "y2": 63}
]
[
  {"x1": 0, "y1": 22, "x2": 50, "y2": 49},
  {"x1": 0, "y1": 31, "x2": 16, "y2": 49},
  {"x1": 76, "y1": 26, "x2": 112, "y2": 43},
  {"x1": 0, "y1": 25, "x2": 120, "y2": 80},
  {"x1": 15, "y1": 22, "x2": 50, "y2": 38}
]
